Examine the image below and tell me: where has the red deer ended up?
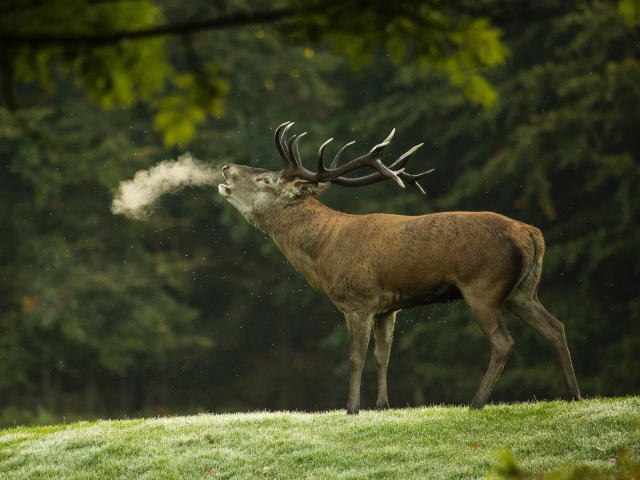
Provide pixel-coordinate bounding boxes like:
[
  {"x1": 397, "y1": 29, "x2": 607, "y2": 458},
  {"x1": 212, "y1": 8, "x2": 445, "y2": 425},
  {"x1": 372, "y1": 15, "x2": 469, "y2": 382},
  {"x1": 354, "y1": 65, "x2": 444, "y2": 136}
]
[{"x1": 218, "y1": 121, "x2": 581, "y2": 414}]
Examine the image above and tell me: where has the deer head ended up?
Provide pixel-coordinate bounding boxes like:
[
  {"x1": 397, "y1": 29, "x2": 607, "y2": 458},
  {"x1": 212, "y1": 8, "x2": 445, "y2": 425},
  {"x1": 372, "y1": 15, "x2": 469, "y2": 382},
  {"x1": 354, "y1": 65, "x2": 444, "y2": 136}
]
[{"x1": 218, "y1": 121, "x2": 434, "y2": 227}]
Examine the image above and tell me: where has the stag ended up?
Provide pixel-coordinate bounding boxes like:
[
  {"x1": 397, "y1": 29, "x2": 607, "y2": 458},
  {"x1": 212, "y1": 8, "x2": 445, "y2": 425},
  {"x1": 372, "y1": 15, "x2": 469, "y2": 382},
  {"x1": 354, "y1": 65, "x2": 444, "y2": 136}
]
[{"x1": 218, "y1": 122, "x2": 581, "y2": 414}]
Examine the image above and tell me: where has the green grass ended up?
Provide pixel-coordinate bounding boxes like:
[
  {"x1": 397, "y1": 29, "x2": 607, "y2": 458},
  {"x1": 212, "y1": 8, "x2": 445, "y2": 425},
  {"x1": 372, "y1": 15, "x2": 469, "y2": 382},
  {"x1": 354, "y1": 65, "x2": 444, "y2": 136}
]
[{"x1": 0, "y1": 397, "x2": 638, "y2": 479}]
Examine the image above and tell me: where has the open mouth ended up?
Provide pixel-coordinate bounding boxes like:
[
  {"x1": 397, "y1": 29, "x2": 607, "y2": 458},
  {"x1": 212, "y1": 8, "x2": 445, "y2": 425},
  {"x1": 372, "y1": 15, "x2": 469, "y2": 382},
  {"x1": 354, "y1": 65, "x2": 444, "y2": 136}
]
[
  {"x1": 218, "y1": 167, "x2": 232, "y2": 197},
  {"x1": 218, "y1": 183, "x2": 232, "y2": 196}
]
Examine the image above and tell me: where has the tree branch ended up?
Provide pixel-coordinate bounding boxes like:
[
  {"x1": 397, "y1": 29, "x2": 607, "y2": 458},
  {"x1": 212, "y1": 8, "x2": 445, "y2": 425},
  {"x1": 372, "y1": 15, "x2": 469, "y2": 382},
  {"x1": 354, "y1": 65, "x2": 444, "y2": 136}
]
[
  {"x1": 0, "y1": 7, "x2": 294, "y2": 46},
  {"x1": 451, "y1": 0, "x2": 576, "y2": 26},
  {"x1": 0, "y1": 1, "x2": 576, "y2": 48},
  {"x1": 0, "y1": 0, "x2": 149, "y2": 16}
]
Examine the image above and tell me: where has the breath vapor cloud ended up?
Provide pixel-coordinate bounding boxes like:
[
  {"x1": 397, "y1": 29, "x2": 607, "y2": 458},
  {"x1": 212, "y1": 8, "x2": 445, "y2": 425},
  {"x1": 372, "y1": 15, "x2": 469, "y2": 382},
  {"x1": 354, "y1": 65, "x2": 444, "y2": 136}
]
[{"x1": 111, "y1": 154, "x2": 221, "y2": 219}]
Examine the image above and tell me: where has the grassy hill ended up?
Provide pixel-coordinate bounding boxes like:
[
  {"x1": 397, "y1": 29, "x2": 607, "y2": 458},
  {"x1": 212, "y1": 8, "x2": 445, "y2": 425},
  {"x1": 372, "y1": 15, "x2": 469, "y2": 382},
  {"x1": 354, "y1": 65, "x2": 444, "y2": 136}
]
[{"x1": 1, "y1": 397, "x2": 638, "y2": 479}]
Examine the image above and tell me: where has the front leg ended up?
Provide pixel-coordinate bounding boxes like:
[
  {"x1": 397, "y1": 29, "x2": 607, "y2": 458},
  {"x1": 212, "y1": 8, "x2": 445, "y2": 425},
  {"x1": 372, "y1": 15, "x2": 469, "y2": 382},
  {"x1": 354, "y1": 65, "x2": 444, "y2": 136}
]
[
  {"x1": 344, "y1": 311, "x2": 373, "y2": 415},
  {"x1": 373, "y1": 312, "x2": 396, "y2": 409}
]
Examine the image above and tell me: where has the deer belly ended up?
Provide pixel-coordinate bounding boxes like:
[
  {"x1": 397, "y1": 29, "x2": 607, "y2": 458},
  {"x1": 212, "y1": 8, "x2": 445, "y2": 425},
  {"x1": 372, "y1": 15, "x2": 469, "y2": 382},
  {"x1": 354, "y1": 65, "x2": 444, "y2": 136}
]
[{"x1": 390, "y1": 282, "x2": 463, "y2": 309}]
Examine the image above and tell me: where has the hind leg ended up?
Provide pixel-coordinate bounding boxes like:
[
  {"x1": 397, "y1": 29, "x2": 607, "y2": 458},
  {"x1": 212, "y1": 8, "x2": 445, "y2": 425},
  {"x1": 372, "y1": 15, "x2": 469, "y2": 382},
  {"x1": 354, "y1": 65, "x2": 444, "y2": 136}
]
[
  {"x1": 506, "y1": 292, "x2": 581, "y2": 401},
  {"x1": 467, "y1": 301, "x2": 515, "y2": 409}
]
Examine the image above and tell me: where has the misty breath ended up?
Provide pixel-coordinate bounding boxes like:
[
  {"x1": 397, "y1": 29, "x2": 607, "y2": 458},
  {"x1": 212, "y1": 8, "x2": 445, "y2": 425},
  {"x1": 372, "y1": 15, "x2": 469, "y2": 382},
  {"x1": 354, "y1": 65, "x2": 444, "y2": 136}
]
[{"x1": 111, "y1": 154, "x2": 221, "y2": 219}]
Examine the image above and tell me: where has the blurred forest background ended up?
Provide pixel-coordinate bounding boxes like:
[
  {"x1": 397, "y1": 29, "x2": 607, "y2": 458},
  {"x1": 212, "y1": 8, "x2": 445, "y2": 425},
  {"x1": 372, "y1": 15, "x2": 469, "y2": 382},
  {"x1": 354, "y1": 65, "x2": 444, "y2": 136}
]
[{"x1": 1, "y1": 0, "x2": 639, "y2": 427}]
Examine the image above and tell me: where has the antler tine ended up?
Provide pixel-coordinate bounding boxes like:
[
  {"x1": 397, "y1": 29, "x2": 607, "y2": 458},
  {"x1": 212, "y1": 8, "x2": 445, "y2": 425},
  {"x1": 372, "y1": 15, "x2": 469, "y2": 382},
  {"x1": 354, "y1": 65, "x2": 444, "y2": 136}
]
[
  {"x1": 372, "y1": 159, "x2": 405, "y2": 188},
  {"x1": 329, "y1": 141, "x2": 356, "y2": 169},
  {"x1": 286, "y1": 133, "x2": 297, "y2": 151},
  {"x1": 383, "y1": 127, "x2": 395, "y2": 144},
  {"x1": 275, "y1": 121, "x2": 297, "y2": 170},
  {"x1": 402, "y1": 168, "x2": 435, "y2": 180},
  {"x1": 389, "y1": 143, "x2": 424, "y2": 170},
  {"x1": 317, "y1": 137, "x2": 333, "y2": 172},
  {"x1": 291, "y1": 132, "x2": 308, "y2": 169},
  {"x1": 274, "y1": 121, "x2": 292, "y2": 162},
  {"x1": 399, "y1": 169, "x2": 435, "y2": 194},
  {"x1": 355, "y1": 128, "x2": 395, "y2": 162},
  {"x1": 371, "y1": 128, "x2": 395, "y2": 153},
  {"x1": 274, "y1": 121, "x2": 291, "y2": 138},
  {"x1": 281, "y1": 122, "x2": 295, "y2": 148},
  {"x1": 274, "y1": 122, "x2": 287, "y2": 138}
]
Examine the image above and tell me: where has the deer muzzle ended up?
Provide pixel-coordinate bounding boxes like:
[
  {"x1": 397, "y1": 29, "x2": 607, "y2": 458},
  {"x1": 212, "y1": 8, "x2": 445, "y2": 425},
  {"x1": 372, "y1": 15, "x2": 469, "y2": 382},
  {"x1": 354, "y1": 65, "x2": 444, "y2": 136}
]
[{"x1": 218, "y1": 165, "x2": 232, "y2": 196}]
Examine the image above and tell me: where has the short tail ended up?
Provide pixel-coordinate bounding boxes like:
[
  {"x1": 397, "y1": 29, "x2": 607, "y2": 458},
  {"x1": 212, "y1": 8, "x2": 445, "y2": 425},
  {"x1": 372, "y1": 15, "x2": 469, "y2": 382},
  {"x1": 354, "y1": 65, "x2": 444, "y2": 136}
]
[{"x1": 512, "y1": 226, "x2": 545, "y2": 299}]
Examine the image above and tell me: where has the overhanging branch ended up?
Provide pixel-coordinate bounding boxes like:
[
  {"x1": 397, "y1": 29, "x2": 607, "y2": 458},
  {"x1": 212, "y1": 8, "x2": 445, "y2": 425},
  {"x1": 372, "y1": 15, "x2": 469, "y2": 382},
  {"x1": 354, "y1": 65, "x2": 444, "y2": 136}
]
[
  {"x1": 0, "y1": 2, "x2": 575, "y2": 48},
  {"x1": 0, "y1": 7, "x2": 294, "y2": 47}
]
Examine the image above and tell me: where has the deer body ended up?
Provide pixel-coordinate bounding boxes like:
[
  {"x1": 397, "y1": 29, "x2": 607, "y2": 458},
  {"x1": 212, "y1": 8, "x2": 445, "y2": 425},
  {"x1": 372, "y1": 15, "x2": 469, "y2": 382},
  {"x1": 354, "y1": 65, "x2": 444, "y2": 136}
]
[
  {"x1": 219, "y1": 123, "x2": 581, "y2": 413},
  {"x1": 261, "y1": 197, "x2": 531, "y2": 312}
]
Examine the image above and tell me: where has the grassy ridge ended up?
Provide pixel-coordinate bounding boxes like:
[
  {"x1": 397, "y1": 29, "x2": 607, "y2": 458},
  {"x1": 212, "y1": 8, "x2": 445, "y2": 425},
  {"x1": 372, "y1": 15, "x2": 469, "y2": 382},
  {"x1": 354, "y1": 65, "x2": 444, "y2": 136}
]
[{"x1": 1, "y1": 397, "x2": 638, "y2": 479}]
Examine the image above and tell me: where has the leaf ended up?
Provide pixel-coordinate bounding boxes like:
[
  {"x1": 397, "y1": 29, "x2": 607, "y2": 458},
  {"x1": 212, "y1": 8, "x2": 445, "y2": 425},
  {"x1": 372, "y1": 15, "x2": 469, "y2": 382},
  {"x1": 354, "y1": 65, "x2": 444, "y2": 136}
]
[{"x1": 619, "y1": 0, "x2": 640, "y2": 26}]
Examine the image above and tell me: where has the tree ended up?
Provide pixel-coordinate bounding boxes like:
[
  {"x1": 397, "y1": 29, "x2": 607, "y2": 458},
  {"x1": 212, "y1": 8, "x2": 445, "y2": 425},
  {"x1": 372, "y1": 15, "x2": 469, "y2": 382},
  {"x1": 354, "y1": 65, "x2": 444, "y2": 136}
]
[{"x1": 0, "y1": 0, "x2": 512, "y2": 148}]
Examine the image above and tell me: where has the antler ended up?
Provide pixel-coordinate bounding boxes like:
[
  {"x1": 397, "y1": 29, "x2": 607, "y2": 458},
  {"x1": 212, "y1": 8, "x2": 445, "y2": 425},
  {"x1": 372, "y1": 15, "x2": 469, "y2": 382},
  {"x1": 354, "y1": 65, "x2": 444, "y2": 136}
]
[{"x1": 273, "y1": 121, "x2": 434, "y2": 194}]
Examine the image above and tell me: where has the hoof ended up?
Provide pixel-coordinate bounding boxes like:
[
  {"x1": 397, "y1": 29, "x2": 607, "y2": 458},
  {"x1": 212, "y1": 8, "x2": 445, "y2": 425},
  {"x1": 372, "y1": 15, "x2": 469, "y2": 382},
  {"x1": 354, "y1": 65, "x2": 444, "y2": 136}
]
[{"x1": 346, "y1": 409, "x2": 360, "y2": 415}]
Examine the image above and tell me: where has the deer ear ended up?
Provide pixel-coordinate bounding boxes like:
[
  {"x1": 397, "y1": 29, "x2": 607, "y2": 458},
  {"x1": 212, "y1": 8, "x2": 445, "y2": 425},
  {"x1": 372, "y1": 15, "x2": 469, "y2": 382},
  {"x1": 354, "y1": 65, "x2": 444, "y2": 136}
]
[
  {"x1": 316, "y1": 181, "x2": 331, "y2": 194},
  {"x1": 289, "y1": 179, "x2": 330, "y2": 198}
]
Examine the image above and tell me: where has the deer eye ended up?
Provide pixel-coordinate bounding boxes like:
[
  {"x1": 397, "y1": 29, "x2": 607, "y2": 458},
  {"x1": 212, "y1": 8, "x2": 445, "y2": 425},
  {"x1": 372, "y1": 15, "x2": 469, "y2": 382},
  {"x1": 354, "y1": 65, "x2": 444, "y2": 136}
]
[{"x1": 258, "y1": 177, "x2": 270, "y2": 184}]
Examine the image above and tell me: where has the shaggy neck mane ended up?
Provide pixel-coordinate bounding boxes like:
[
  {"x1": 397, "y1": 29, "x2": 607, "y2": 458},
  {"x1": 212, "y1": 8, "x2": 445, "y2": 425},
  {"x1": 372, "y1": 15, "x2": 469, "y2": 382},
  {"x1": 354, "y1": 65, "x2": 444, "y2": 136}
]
[{"x1": 257, "y1": 196, "x2": 346, "y2": 269}]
